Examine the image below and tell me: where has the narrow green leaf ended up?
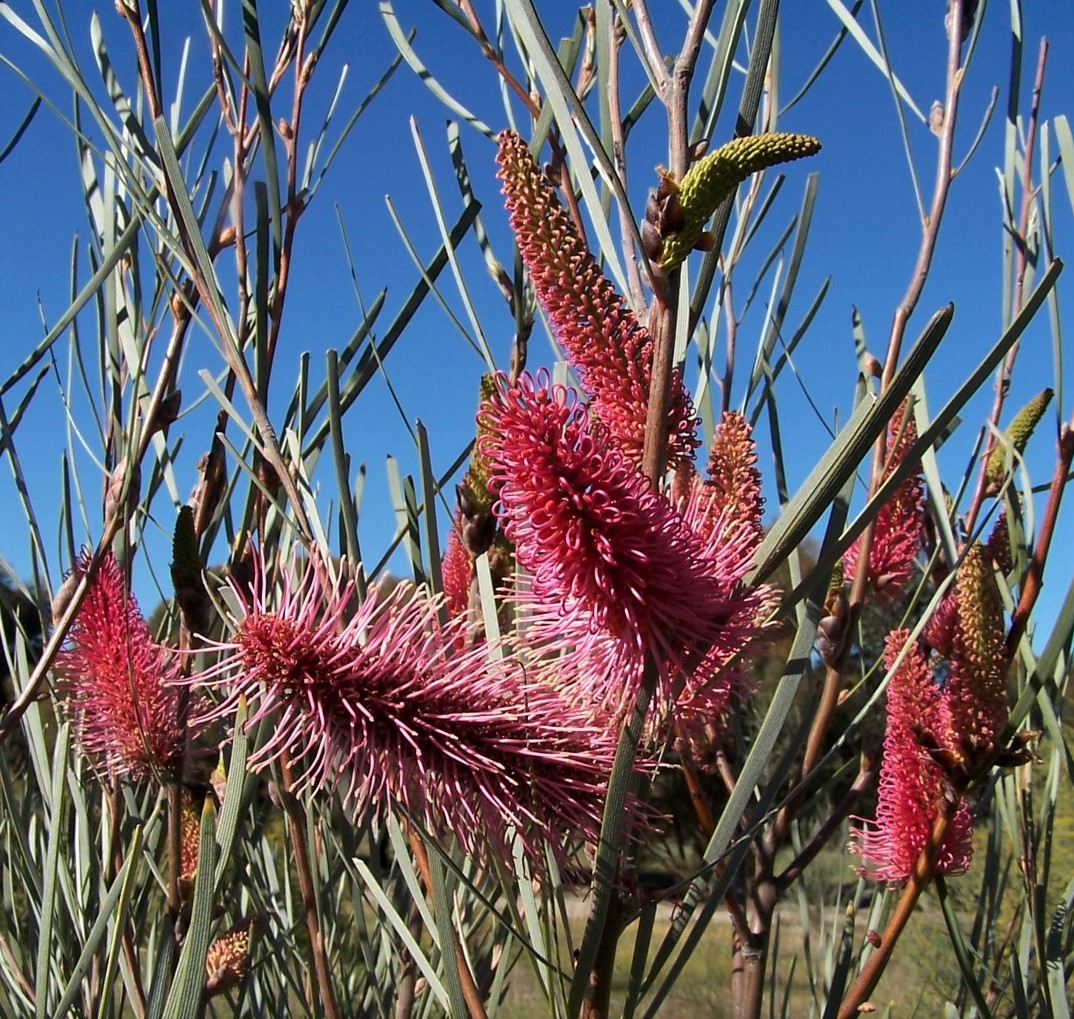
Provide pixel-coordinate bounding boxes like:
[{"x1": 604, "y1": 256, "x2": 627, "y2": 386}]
[
  {"x1": 823, "y1": 0, "x2": 926, "y2": 121},
  {"x1": 34, "y1": 724, "x2": 70, "y2": 1019},
  {"x1": 426, "y1": 848, "x2": 470, "y2": 1019},
  {"x1": 352, "y1": 856, "x2": 450, "y2": 1009},
  {"x1": 212, "y1": 697, "x2": 250, "y2": 888},
  {"x1": 161, "y1": 801, "x2": 220, "y2": 1019},
  {"x1": 52, "y1": 828, "x2": 144, "y2": 1019},
  {"x1": 505, "y1": 0, "x2": 635, "y2": 293}
]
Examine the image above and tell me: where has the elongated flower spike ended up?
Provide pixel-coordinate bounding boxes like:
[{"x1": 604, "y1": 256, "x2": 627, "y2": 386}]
[
  {"x1": 54, "y1": 549, "x2": 187, "y2": 783},
  {"x1": 843, "y1": 402, "x2": 924, "y2": 600},
  {"x1": 702, "y1": 411, "x2": 765, "y2": 552},
  {"x1": 480, "y1": 371, "x2": 775, "y2": 714},
  {"x1": 984, "y1": 387, "x2": 1053, "y2": 494},
  {"x1": 655, "y1": 133, "x2": 822, "y2": 271},
  {"x1": 441, "y1": 521, "x2": 472, "y2": 623},
  {"x1": 850, "y1": 631, "x2": 974, "y2": 883},
  {"x1": 496, "y1": 130, "x2": 699, "y2": 471},
  {"x1": 189, "y1": 550, "x2": 622, "y2": 865},
  {"x1": 443, "y1": 375, "x2": 514, "y2": 633}
]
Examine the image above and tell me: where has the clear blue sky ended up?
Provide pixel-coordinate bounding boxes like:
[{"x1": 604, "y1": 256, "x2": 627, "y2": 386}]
[{"x1": 1, "y1": 2, "x2": 1072, "y2": 638}]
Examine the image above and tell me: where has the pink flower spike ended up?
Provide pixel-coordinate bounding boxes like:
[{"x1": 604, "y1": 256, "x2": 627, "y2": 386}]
[
  {"x1": 479, "y1": 372, "x2": 767, "y2": 714},
  {"x1": 850, "y1": 631, "x2": 973, "y2": 883},
  {"x1": 190, "y1": 550, "x2": 622, "y2": 865},
  {"x1": 496, "y1": 130, "x2": 699, "y2": 472},
  {"x1": 703, "y1": 411, "x2": 765, "y2": 553},
  {"x1": 843, "y1": 404, "x2": 924, "y2": 600},
  {"x1": 54, "y1": 549, "x2": 186, "y2": 782},
  {"x1": 441, "y1": 514, "x2": 473, "y2": 623}
]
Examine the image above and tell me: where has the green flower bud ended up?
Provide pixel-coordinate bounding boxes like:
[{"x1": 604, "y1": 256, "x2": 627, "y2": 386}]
[
  {"x1": 657, "y1": 133, "x2": 822, "y2": 270},
  {"x1": 985, "y1": 387, "x2": 1053, "y2": 493}
]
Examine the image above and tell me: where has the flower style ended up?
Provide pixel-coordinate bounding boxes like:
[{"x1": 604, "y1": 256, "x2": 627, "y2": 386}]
[
  {"x1": 190, "y1": 550, "x2": 621, "y2": 864},
  {"x1": 850, "y1": 631, "x2": 974, "y2": 883},
  {"x1": 843, "y1": 403, "x2": 924, "y2": 600},
  {"x1": 496, "y1": 130, "x2": 698, "y2": 472},
  {"x1": 53, "y1": 549, "x2": 186, "y2": 782},
  {"x1": 479, "y1": 371, "x2": 774, "y2": 714}
]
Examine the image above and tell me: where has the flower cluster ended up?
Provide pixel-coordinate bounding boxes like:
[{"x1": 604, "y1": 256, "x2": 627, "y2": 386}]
[
  {"x1": 850, "y1": 631, "x2": 974, "y2": 882},
  {"x1": 53, "y1": 549, "x2": 187, "y2": 782},
  {"x1": 190, "y1": 551, "x2": 620, "y2": 864},
  {"x1": 843, "y1": 403, "x2": 924, "y2": 600},
  {"x1": 852, "y1": 543, "x2": 1009, "y2": 882},
  {"x1": 478, "y1": 372, "x2": 777, "y2": 721},
  {"x1": 161, "y1": 135, "x2": 783, "y2": 870}
]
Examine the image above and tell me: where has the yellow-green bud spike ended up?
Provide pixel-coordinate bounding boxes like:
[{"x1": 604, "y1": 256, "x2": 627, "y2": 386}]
[
  {"x1": 985, "y1": 387, "x2": 1053, "y2": 494},
  {"x1": 464, "y1": 373, "x2": 498, "y2": 514},
  {"x1": 657, "y1": 132, "x2": 822, "y2": 270},
  {"x1": 956, "y1": 542, "x2": 1005, "y2": 669}
]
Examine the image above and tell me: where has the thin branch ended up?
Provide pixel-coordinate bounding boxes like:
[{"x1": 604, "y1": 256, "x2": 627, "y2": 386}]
[
  {"x1": 849, "y1": 0, "x2": 968, "y2": 611},
  {"x1": 406, "y1": 826, "x2": 489, "y2": 1019},
  {"x1": 280, "y1": 753, "x2": 343, "y2": 1019},
  {"x1": 836, "y1": 800, "x2": 958, "y2": 1019}
]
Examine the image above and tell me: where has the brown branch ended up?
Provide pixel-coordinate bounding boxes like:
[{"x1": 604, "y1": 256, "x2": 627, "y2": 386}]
[
  {"x1": 120, "y1": 1, "x2": 315, "y2": 544},
  {"x1": 836, "y1": 799, "x2": 958, "y2": 1019},
  {"x1": 850, "y1": 0, "x2": 968, "y2": 612},
  {"x1": 279, "y1": 753, "x2": 343, "y2": 1019},
  {"x1": 1005, "y1": 423, "x2": 1074, "y2": 653},
  {"x1": 640, "y1": 0, "x2": 717, "y2": 483},
  {"x1": 405, "y1": 826, "x2": 488, "y2": 1019},
  {"x1": 607, "y1": 15, "x2": 646, "y2": 313},
  {"x1": 776, "y1": 753, "x2": 877, "y2": 889}
]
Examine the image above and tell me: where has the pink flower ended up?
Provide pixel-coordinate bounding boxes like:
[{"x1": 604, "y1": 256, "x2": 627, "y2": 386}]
[
  {"x1": 496, "y1": 130, "x2": 698, "y2": 472},
  {"x1": 479, "y1": 372, "x2": 773, "y2": 715},
  {"x1": 843, "y1": 404, "x2": 924, "y2": 600},
  {"x1": 190, "y1": 550, "x2": 621, "y2": 863},
  {"x1": 440, "y1": 515, "x2": 473, "y2": 622},
  {"x1": 702, "y1": 411, "x2": 765, "y2": 553},
  {"x1": 54, "y1": 549, "x2": 186, "y2": 782},
  {"x1": 667, "y1": 479, "x2": 781, "y2": 744},
  {"x1": 850, "y1": 631, "x2": 973, "y2": 882}
]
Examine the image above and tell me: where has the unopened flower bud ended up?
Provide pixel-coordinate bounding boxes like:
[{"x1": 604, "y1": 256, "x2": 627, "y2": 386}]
[
  {"x1": 657, "y1": 133, "x2": 821, "y2": 270},
  {"x1": 105, "y1": 462, "x2": 141, "y2": 527},
  {"x1": 984, "y1": 387, "x2": 1053, "y2": 494},
  {"x1": 205, "y1": 918, "x2": 254, "y2": 997}
]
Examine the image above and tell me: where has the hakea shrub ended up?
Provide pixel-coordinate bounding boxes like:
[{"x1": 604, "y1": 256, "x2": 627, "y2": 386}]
[
  {"x1": 852, "y1": 542, "x2": 1009, "y2": 882},
  {"x1": 53, "y1": 549, "x2": 189, "y2": 782},
  {"x1": 496, "y1": 130, "x2": 699, "y2": 472},
  {"x1": 188, "y1": 549, "x2": 625, "y2": 866},
  {"x1": 478, "y1": 371, "x2": 777, "y2": 721}
]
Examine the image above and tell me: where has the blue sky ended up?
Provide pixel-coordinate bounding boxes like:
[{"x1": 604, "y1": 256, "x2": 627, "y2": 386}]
[{"x1": 1, "y1": 2, "x2": 1072, "y2": 637}]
